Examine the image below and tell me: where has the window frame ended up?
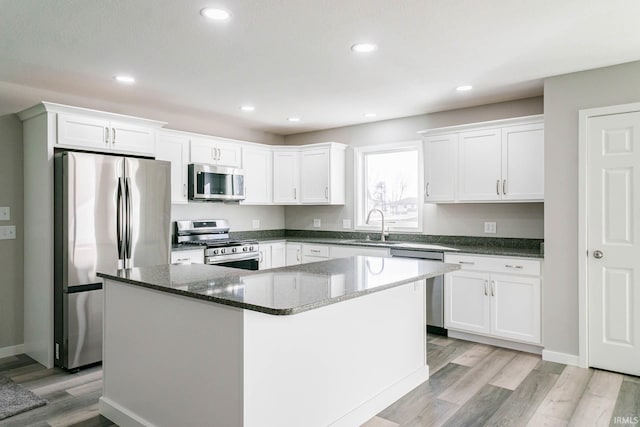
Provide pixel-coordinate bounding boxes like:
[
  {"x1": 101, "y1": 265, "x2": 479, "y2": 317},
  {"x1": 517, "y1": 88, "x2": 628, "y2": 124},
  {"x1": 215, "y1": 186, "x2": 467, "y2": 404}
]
[{"x1": 354, "y1": 140, "x2": 424, "y2": 233}]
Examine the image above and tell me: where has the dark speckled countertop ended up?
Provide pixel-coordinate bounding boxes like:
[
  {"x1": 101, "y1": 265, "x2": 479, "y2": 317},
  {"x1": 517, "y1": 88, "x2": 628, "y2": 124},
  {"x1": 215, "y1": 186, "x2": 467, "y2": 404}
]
[{"x1": 98, "y1": 257, "x2": 459, "y2": 315}]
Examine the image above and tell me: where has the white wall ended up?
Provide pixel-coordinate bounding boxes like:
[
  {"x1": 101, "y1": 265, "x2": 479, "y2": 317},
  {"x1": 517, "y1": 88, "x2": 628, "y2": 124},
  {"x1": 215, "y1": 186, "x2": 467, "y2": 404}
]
[
  {"x1": 284, "y1": 97, "x2": 544, "y2": 238},
  {"x1": 543, "y1": 60, "x2": 640, "y2": 357},
  {"x1": 171, "y1": 204, "x2": 284, "y2": 232}
]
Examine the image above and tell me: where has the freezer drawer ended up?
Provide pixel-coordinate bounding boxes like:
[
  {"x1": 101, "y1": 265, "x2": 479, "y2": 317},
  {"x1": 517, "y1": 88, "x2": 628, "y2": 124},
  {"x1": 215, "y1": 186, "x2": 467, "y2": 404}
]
[{"x1": 60, "y1": 288, "x2": 103, "y2": 369}]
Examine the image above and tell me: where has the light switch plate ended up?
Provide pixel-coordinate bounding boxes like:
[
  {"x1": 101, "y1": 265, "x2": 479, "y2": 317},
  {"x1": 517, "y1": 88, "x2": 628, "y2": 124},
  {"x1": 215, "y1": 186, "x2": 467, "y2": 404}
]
[
  {"x1": 252, "y1": 219, "x2": 260, "y2": 229},
  {"x1": 313, "y1": 218, "x2": 321, "y2": 228},
  {"x1": 484, "y1": 222, "x2": 497, "y2": 234},
  {"x1": 0, "y1": 207, "x2": 9, "y2": 221},
  {"x1": 342, "y1": 219, "x2": 352, "y2": 229},
  {"x1": 0, "y1": 225, "x2": 16, "y2": 240}
]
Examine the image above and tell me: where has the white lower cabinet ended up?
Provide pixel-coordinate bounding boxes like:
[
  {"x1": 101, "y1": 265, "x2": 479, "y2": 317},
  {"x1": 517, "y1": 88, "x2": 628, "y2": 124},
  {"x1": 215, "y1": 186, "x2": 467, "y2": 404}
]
[
  {"x1": 285, "y1": 243, "x2": 302, "y2": 266},
  {"x1": 329, "y1": 245, "x2": 390, "y2": 259},
  {"x1": 444, "y1": 253, "x2": 541, "y2": 344},
  {"x1": 301, "y1": 244, "x2": 329, "y2": 264},
  {"x1": 170, "y1": 249, "x2": 205, "y2": 264},
  {"x1": 258, "y1": 242, "x2": 286, "y2": 270}
]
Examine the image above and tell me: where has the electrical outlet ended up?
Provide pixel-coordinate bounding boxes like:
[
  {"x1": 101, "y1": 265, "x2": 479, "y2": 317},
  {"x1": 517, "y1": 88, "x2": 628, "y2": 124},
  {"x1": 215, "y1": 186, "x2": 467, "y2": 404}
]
[
  {"x1": 0, "y1": 207, "x2": 9, "y2": 221},
  {"x1": 342, "y1": 219, "x2": 352, "y2": 229},
  {"x1": 484, "y1": 222, "x2": 497, "y2": 234},
  {"x1": 0, "y1": 225, "x2": 16, "y2": 240},
  {"x1": 252, "y1": 219, "x2": 260, "y2": 229},
  {"x1": 313, "y1": 218, "x2": 321, "y2": 228}
]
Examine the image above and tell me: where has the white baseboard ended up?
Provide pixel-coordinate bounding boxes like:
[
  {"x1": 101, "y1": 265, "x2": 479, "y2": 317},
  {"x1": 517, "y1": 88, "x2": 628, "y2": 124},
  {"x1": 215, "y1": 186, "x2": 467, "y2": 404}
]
[
  {"x1": 99, "y1": 397, "x2": 158, "y2": 427},
  {"x1": 541, "y1": 349, "x2": 580, "y2": 367},
  {"x1": 0, "y1": 343, "x2": 25, "y2": 359},
  {"x1": 448, "y1": 330, "x2": 543, "y2": 355}
]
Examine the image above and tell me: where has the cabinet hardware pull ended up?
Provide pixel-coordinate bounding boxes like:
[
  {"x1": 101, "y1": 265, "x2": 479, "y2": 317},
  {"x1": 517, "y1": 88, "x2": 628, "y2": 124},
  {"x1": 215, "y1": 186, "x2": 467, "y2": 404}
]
[
  {"x1": 183, "y1": 183, "x2": 187, "y2": 198},
  {"x1": 259, "y1": 251, "x2": 263, "y2": 263},
  {"x1": 294, "y1": 188, "x2": 297, "y2": 199},
  {"x1": 217, "y1": 148, "x2": 221, "y2": 160},
  {"x1": 505, "y1": 264, "x2": 523, "y2": 269},
  {"x1": 296, "y1": 250, "x2": 300, "y2": 262},
  {"x1": 112, "y1": 128, "x2": 116, "y2": 144},
  {"x1": 484, "y1": 280, "x2": 488, "y2": 296},
  {"x1": 425, "y1": 182, "x2": 430, "y2": 198},
  {"x1": 105, "y1": 127, "x2": 110, "y2": 144},
  {"x1": 310, "y1": 249, "x2": 320, "y2": 253},
  {"x1": 502, "y1": 179, "x2": 507, "y2": 195},
  {"x1": 325, "y1": 187, "x2": 328, "y2": 199},
  {"x1": 496, "y1": 179, "x2": 500, "y2": 195},
  {"x1": 459, "y1": 261, "x2": 475, "y2": 265},
  {"x1": 491, "y1": 280, "x2": 495, "y2": 296}
]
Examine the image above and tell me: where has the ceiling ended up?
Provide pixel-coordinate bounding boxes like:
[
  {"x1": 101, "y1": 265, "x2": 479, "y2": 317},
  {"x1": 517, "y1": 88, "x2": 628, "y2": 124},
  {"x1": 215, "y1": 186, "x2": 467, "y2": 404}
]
[{"x1": 1, "y1": 0, "x2": 640, "y2": 135}]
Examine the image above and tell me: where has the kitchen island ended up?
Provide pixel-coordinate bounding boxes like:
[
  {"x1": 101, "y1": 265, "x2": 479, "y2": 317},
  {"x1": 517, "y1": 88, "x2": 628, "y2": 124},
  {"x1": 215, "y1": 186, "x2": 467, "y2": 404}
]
[{"x1": 97, "y1": 256, "x2": 459, "y2": 427}]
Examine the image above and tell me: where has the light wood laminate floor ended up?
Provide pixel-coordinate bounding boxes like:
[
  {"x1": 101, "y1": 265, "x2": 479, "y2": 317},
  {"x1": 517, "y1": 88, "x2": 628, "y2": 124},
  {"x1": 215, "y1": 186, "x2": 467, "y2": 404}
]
[{"x1": 1, "y1": 334, "x2": 638, "y2": 426}]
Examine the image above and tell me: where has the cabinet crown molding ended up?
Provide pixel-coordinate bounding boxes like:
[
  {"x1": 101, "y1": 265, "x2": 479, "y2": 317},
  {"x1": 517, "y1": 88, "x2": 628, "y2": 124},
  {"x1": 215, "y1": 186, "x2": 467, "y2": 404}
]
[{"x1": 417, "y1": 114, "x2": 543, "y2": 137}]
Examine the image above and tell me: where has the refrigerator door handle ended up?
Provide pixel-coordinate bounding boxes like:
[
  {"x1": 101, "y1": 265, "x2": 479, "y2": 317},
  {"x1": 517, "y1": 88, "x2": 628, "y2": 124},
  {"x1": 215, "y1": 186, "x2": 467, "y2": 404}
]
[
  {"x1": 116, "y1": 177, "x2": 125, "y2": 260},
  {"x1": 125, "y1": 177, "x2": 133, "y2": 263}
]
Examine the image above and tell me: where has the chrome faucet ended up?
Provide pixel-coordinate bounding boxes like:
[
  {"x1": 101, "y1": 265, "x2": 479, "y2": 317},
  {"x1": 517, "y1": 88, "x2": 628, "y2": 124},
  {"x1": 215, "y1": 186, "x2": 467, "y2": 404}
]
[{"x1": 365, "y1": 208, "x2": 388, "y2": 242}]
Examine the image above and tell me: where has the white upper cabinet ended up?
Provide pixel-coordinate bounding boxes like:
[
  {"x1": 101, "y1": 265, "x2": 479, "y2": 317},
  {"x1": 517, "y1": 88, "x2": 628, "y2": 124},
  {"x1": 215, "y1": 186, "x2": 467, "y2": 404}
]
[
  {"x1": 419, "y1": 115, "x2": 544, "y2": 203},
  {"x1": 156, "y1": 132, "x2": 190, "y2": 204},
  {"x1": 57, "y1": 112, "x2": 160, "y2": 156},
  {"x1": 458, "y1": 128, "x2": 503, "y2": 201},
  {"x1": 190, "y1": 136, "x2": 242, "y2": 168},
  {"x1": 241, "y1": 146, "x2": 273, "y2": 205},
  {"x1": 273, "y1": 150, "x2": 300, "y2": 204},
  {"x1": 424, "y1": 134, "x2": 458, "y2": 202},
  {"x1": 501, "y1": 123, "x2": 544, "y2": 200}
]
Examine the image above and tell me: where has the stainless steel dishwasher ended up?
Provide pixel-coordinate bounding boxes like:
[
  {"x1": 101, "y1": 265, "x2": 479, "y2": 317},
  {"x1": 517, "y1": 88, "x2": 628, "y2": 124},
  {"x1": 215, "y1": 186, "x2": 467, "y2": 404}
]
[{"x1": 390, "y1": 249, "x2": 447, "y2": 336}]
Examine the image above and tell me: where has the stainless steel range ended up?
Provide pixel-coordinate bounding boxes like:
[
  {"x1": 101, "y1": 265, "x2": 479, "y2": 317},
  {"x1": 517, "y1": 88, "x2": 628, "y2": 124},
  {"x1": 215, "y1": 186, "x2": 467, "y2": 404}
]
[{"x1": 175, "y1": 219, "x2": 260, "y2": 270}]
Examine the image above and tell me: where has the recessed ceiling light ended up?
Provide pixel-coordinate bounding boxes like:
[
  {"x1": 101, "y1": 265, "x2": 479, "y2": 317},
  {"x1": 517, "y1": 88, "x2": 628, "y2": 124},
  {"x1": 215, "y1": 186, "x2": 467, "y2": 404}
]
[
  {"x1": 201, "y1": 8, "x2": 231, "y2": 21},
  {"x1": 364, "y1": 113, "x2": 377, "y2": 118},
  {"x1": 114, "y1": 75, "x2": 135, "y2": 84},
  {"x1": 456, "y1": 85, "x2": 473, "y2": 92},
  {"x1": 287, "y1": 117, "x2": 301, "y2": 122},
  {"x1": 240, "y1": 105, "x2": 255, "y2": 112},
  {"x1": 351, "y1": 43, "x2": 378, "y2": 53}
]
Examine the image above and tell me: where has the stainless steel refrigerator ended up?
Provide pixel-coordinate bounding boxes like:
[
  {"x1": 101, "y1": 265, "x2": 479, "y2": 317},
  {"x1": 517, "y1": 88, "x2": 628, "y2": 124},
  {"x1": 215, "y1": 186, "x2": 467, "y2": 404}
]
[{"x1": 54, "y1": 151, "x2": 171, "y2": 369}]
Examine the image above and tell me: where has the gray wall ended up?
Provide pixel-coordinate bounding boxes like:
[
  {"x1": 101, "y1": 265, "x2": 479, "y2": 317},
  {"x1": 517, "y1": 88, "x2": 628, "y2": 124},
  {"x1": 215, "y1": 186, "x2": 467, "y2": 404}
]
[
  {"x1": 543, "y1": 60, "x2": 640, "y2": 356},
  {"x1": 0, "y1": 114, "x2": 23, "y2": 349},
  {"x1": 284, "y1": 97, "x2": 544, "y2": 238}
]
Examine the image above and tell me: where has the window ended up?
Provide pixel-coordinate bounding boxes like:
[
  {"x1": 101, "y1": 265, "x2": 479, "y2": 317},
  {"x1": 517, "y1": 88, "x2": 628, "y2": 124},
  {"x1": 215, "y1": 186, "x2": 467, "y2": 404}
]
[{"x1": 355, "y1": 141, "x2": 423, "y2": 232}]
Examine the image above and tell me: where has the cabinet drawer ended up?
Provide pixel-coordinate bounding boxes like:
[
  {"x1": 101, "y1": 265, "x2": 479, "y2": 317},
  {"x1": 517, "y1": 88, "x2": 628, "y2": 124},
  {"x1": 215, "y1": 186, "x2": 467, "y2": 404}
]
[
  {"x1": 445, "y1": 254, "x2": 541, "y2": 276},
  {"x1": 302, "y1": 244, "x2": 329, "y2": 258},
  {"x1": 171, "y1": 249, "x2": 204, "y2": 264}
]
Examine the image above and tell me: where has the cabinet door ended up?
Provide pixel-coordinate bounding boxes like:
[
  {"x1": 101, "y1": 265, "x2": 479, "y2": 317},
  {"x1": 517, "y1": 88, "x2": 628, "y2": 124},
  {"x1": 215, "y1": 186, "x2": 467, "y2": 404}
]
[
  {"x1": 424, "y1": 134, "x2": 457, "y2": 202},
  {"x1": 258, "y1": 245, "x2": 272, "y2": 270},
  {"x1": 190, "y1": 137, "x2": 217, "y2": 164},
  {"x1": 156, "y1": 133, "x2": 190, "y2": 204},
  {"x1": 242, "y1": 147, "x2": 272, "y2": 204},
  {"x1": 110, "y1": 121, "x2": 156, "y2": 156},
  {"x1": 57, "y1": 113, "x2": 110, "y2": 150},
  {"x1": 444, "y1": 271, "x2": 491, "y2": 334},
  {"x1": 490, "y1": 274, "x2": 541, "y2": 343},
  {"x1": 458, "y1": 129, "x2": 502, "y2": 201},
  {"x1": 270, "y1": 243, "x2": 286, "y2": 268},
  {"x1": 214, "y1": 140, "x2": 242, "y2": 168},
  {"x1": 273, "y1": 151, "x2": 300, "y2": 204},
  {"x1": 286, "y1": 243, "x2": 302, "y2": 266},
  {"x1": 501, "y1": 123, "x2": 544, "y2": 201},
  {"x1": 300, "y1": 148, "x2": 330, "y2": 204}
]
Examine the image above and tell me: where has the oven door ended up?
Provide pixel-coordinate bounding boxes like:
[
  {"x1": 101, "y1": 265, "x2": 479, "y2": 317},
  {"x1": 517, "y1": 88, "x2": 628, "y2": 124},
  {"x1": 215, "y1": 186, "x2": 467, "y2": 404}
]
[
  {"x1": 214, "y1": 258, "x2": 259, "y2": 271},
  {"x1": 188, "y1": 163, "x2": 245, "y2": 201}
]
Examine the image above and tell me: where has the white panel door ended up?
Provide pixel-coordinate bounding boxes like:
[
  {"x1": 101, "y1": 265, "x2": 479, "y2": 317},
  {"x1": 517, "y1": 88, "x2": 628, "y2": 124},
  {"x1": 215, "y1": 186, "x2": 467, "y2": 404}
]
[
  {"x1": 214, "y1": 140, "x2": 242, "y2": 168},
  {"x1": 156, "y1": 133, "x2": 189, "y2": 204},
  {"x1": 242, "y1": 147, "x2": 272, "y2": 204},
  {"x1": 490, "y1": 274, "x2": 540, "y2": 344},
  {"x1": 190, "y1": 137, "x2": 217, "y2": 164},
  {"x1": 457, "y1": 129, "x2": 502, "y2": 201},
  {"x1": 588, "y1": 111, "x2": 640, "y2": 376},
  {"x1": 285, "y1": 243, "x2": 302, "y2": 266},
  {"x1": 258, "y1": 245, "x2": 272, "y2": 270},
  {"x1": 270, "y1": 243, "x2": 286, "y2": 268},
  {"x1": 57, "y1": 113, "x2": 110, "y2": 150},
  {"x1": 273, "y1": 151, "x2": 300, "y2": 204},
  {"x1": 110, "y1": 121, "x2": 155, "y2": 156},
  {"x1": 502, "y1": 123, "x2": 544, "y2": 200},
  {"x1": 444, "y1": 271, "x2": 491, "y2": 334},
  {"x1": 300, "y1": 148, "x2": 330, "y2": 203},
  {"x1": 424, "y1": 134, "x2": 457, "y2": 202}
]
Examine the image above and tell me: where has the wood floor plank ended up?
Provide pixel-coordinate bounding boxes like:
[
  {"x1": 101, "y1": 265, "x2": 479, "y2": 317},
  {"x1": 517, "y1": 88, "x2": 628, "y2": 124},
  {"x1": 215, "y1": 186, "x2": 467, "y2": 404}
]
[
  {"x1": 450, "y1": 343, "x2": 494, "y2": 367},
  {"x1": 568, "y1": 393, "x2": 617, "y2": 427},
  {"x1": 532, "y1": 366, "x2": 593, "y2": 421},
  {"x1": 489, "y1": 352, "x2": 541, "y2": 390},
  {"x1": 360, "y1": 416, "x2": 399, "y2": 427},
  {"x1": 585, "y1": 370, "x2": 624, "y2": 398},
  {"x1": 535, "y1": 360, "x2": 567, "y2": 375},
  {"x1": 441, "y1": 385, "x2": 512, "y2": 427},
  {"x1": 525, "y1": 413, "x2": 568, "y2": 427},
  {"x1": 429, "y1": 337, "x2": 454, "y2": 347},
  {"x1": 404, "y1": 398, "x2": 459, "y2": 427},
  {"x1": 47, "y1": 403, "x2": 101, "y2": 427},
  {"x1": 66, "y1": 380, "x2": 103, "y2": 397},
  {"x1": 485, "y1": 369, "x2": 561, "y2": 427},
  {"x1": 30, "y1": 370, "x2": 102, "y2": 397},
  {"x1": 426, "y1": 340, "x2": 474, "y2": 374},
  {"x1": 610, "y1": 379, "x2": 640, "y2": 426},
  {"x1": 438, "y1": 348, "x2": 516, "y2": 406},
  {"x1": 66, "y1": 415, "x2": 116, "y2": 427}
]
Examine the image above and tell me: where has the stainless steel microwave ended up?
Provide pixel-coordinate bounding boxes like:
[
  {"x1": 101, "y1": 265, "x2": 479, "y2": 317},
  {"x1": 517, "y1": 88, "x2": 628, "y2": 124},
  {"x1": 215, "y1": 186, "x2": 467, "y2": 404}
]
[{"x1": 188, "y1": 163, "x2": 245, "y2": 201}]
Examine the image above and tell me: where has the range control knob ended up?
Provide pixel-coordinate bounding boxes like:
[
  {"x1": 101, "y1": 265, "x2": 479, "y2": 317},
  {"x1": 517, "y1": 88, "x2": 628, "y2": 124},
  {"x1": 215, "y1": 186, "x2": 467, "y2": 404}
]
[
  {"x1": 242, "y1": 247, "x2": 248, "y2": 252},
  {"x1": 249, "y1": 246, "x2": 254, "y2": 251},
  {"x1": 232, "y1": 247, "x2": 238, "y2": 253},
  {"x1": 221, "y1": 248, "x2": 226, "y2": 254},
  {"x1": 213, "y1": 249, "x2": 219, "y2": 255}
]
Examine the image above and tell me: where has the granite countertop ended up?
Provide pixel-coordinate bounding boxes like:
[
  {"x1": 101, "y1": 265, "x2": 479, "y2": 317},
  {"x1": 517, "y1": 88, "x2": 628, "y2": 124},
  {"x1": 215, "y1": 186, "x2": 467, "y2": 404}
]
[
  {"x1": 254, "y1": 237, "x2": 543, "y2": 258},
  {"x1": 98, "y1": 256, "x2": 459, "y2": 316}
]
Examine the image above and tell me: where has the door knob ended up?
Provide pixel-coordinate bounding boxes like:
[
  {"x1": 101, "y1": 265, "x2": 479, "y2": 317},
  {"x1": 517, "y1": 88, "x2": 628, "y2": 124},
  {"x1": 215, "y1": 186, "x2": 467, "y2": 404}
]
[{"x1": 593, "y1": 250, "x2": 604, "y2": 259}]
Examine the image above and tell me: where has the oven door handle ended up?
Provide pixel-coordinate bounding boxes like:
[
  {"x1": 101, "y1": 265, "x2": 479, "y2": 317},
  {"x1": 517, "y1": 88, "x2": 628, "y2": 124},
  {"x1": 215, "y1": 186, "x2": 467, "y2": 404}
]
[{"x1": 206, "y1": 253, "x2": 260, "y2": 264}]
